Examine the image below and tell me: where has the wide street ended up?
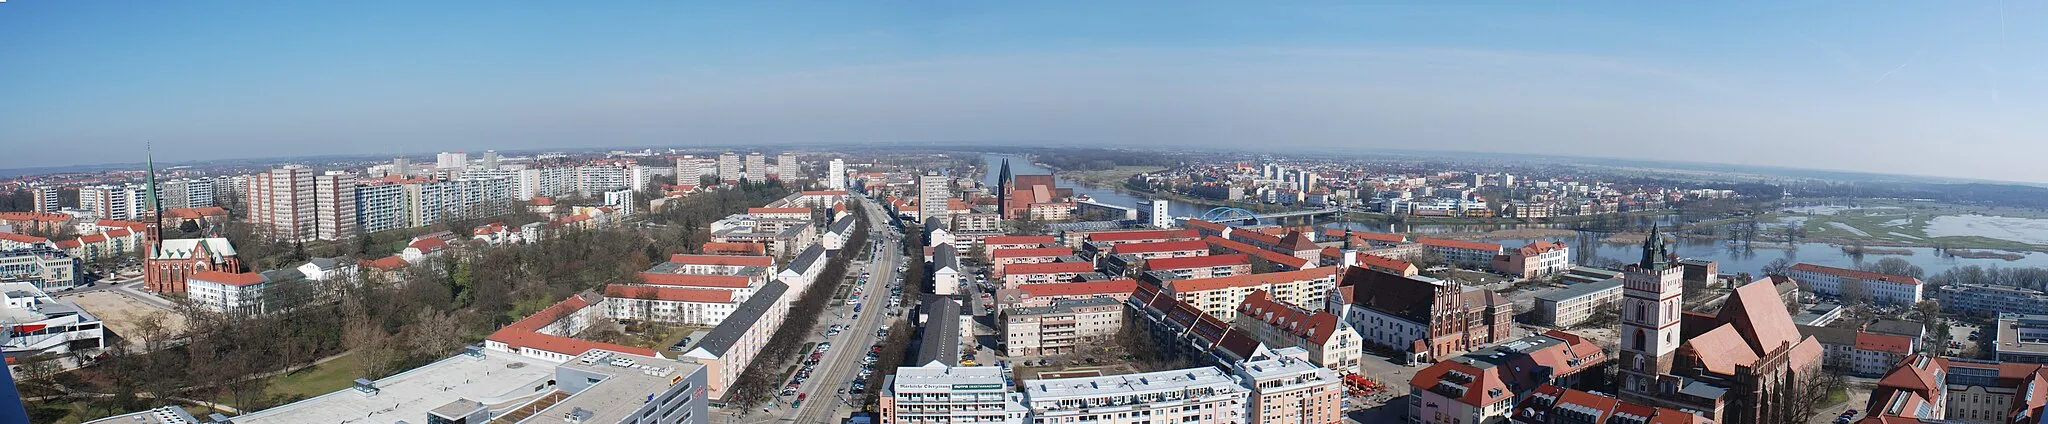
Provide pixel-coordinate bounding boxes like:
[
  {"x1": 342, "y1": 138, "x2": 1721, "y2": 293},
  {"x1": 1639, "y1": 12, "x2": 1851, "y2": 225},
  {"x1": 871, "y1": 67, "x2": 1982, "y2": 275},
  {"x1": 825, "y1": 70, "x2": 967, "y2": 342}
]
[{"x1": 717, "y1": 196, "x2": 904, "y2": 424}]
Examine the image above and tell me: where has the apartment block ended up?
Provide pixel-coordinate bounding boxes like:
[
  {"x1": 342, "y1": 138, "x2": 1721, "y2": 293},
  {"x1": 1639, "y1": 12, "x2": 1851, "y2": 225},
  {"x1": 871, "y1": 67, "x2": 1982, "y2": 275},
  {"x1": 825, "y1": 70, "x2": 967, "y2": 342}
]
[
  {"x1": 1000, "y1": 296, "x2": 1124, "y2": 357},
  {"x1": 1788, "y1": 263, "x2": 1923, "y2": 305}
]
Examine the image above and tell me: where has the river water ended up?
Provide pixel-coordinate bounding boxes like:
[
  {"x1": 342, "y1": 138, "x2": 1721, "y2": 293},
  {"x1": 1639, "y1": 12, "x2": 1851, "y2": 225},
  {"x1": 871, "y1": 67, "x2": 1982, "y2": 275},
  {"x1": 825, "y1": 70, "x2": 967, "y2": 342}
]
[{"x1": 980, "y1": 154, "x2": 2048, "y2": 276}]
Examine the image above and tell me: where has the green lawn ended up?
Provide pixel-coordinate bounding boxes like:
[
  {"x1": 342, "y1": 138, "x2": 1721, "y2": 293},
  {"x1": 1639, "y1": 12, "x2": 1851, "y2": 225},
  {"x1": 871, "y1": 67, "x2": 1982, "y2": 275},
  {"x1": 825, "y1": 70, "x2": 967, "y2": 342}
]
[
  {"x1": 265, "y1": 351, "x2": 365, "y2": 400},
  {"x1": 1823, "y1": 385, "x2": 1850, "y2": 407}
]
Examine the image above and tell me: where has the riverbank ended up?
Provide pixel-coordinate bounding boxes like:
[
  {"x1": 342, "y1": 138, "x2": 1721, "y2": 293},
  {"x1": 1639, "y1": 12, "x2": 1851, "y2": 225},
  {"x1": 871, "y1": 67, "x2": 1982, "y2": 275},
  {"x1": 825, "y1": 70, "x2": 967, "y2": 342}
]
[
  {"x1": 1342, "y1": 210, "x2": 1675, "y2": 226},
  {"x1": 1062, "y1": 166, "x2": 1166, "y2": 188}
]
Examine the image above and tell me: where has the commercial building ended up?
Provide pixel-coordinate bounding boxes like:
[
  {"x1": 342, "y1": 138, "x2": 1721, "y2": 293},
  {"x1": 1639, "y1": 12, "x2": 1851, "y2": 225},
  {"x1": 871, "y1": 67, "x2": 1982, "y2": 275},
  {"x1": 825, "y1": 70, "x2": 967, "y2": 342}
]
[
  {"x1": 1161, "y1": 266, "x2": 1341, "y2": 322},
  {"x1": 0, "y1": 246, "x2": 78, "y2": 290},
  {"x1": 878, "y1": 363, "x2": 1029, "y2": 424},
  {"x1": 0, "y1": 282, "x2": 105, "y2": 358},
  {"x1": 1787, "y1": 262, "x2": 1924, "y2": 305},
  {"x1": 1330, "y1": 268, "x2": 1512, "y2": 363},
  {"x1": 1995, "y1": 313, "x2": 2048, "y2": 364},
  {"x1": 230, "y1": 347, "x2": 706, "y2": 424},
  {"x1": 1858, "y1": 355, "x2": 2048, "y2": 424},
  {"x1": 1234, "y1": 351, "x2": 1344, "y2": 424},
  {"x1": 1491, "y1": 241, "x2": 1570, "y2": 278},
  {"x1": 1935, "y1": 283, "x2": 2048, "y2": 317},
  {"x1": 679, "y1": 280, "x2": 789, "y2": 400},
  {"x1": 249, "y1": 166, "x2": 318, "y2": 241},
  {"x1": 1406, "y1": 330, "x2": 1609, "y2": 424},
  {"x1": 1531, "y1": 277, "x2": 1624, "y2": 327},
  {"x1": 1233, "y1": 289, "x2": 1362, "y2": 373},
  {"x1": 1020, "y1": 366, "x2": 1249, "y2": 424},
  {"x1": 1000, "y1": 296, "x2": 1124, "y2": 357}
]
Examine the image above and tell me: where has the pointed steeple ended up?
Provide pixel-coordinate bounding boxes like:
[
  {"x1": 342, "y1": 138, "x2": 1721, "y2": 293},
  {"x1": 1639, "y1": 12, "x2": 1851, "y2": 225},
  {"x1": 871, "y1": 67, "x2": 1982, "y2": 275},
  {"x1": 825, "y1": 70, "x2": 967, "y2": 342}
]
[
  {"x1": 996, "y1": 158, "x2": 1013, "y2": 217},
  {"x1": 1639, "y1": 224, "x2": 1669, "y2": 269}
]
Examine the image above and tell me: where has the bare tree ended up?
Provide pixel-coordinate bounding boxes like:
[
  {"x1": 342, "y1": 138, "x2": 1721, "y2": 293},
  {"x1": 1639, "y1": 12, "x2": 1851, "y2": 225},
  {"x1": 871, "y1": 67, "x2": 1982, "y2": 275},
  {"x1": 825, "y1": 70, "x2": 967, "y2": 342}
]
[{"x1": 1781, "y1": 368, "x2": 1847, "y2": 424}]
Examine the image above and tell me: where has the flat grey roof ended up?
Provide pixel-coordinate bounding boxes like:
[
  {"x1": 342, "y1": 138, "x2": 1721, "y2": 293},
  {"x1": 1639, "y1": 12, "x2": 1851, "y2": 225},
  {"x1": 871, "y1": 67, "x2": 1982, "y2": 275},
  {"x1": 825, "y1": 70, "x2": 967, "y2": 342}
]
[
  {"x1": 1865, "y1": 319, "x2": 1925, "y2": 338},
  {"x1": 1005, "y1": 296, "x2": 1121, "y2": 317},
  {"x1": 232, "y1": 349, "x2": 558, "y2": 424},
  {"x1": 1534, "y1": 278, "x2": 1622, "y2": 303},
  {"x1": 536, "y1": 352, "x2": 705, "y2": 424}
]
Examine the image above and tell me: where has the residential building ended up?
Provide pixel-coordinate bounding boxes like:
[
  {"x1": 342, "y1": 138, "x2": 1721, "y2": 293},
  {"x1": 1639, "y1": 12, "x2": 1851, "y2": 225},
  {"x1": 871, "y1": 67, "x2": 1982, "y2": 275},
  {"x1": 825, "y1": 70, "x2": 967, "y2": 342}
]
[
  {"x1": 1233, "y1": 289, "x2": 1363, "y2": 373},
  {"x1": 1107, "y1": 240, "x2": 1209, "y2": 261},
  {"x1": 1330, "y1": 267, "x2": 1512, "y2": 363},
  {"x1": 0, "y1": 282, "x2": 105, "y2": 358},
  {"x1": 435, "y1": 151, "x2": 467, "y2": 170},
  {"x1": 674, "y1": 156, "x2": 705, "y2": 186},
  {"x1": 1407, "y1": 330, "x2": 1610, "y2": 424},
  {"x1": 1532, "y1": 277, "x2": 1624, "y2": 327},
  {"x1": 996, "y1": 279, "x2": 1139, "y2": 309},
  {"x1": 186, "y1": 270, "x2": 269, "y2": 314},
  {"x1": 1935, "y1": 283, "x2": 2048, "y2": 317},
  {"x1": 822, "y1": 217, "x2": 857, "y2": 251},
  {"x1": 717, "y1": 152, "x2": 741, "y2": 182},
  {"x1": 144, "y1": 238, "x2": 239, "y2": 294},
  {"x1": 1858, "y1": 355, "x2": 2048, "y2": 424},
  {"x1": 827, "y1": 158, "x2": 846, "y2": 190},
  {"x1": 295, "y1": 257, "x2": 356, "y2": 282},
  {"x1": 1145, "y1": 254, "x2": 1252, "y2": 280},
  {"x1": 744, "y1": 152, "x2": 766, "y2": 182},
  {"x1": 249, "y1": 166, "x2": 318, "y2": 241},
  {"x1": 0, "y1": 212, "x2": 74, "y2": 235},
  {"x1": 931, "y1": 244, "x2": 960, "y2": 296},
  {"x1": 1234, "y1": 351, "x2": 1343, "y2": 424},
  {"x1": 775, "y1": 153, "x2": 799, "y2": 181},
  {"x1": 1126, "y1": 283, "x2": 1275, "y2": 368},
  {"x1": 1492, "y1": 241, "x2": 1570, "y2": 278},
  {"x1": 1161, "y1": 266, "x2": 1341, "y2": 322},
  {"x1": 1020, "y1": 366, "x2": 1249, "y2": 424},
  {"x1": 1083, "y1": 229, "x2": 1203, "y2": 246},
  {"x1": 629, "y1": 254, "x2": 779, "y2": 310},
  {"x1": 1787, "y1": 262, "x2": 1924, "y2": 305},
  {"x1": 1415, "y1": 238, "x2": 1504, "y2": 267},
  {"x1": 158, "y1": 178, "x2": 217, "y2": 210},
  {"x1": 1000, "y1": 296, "x2": 1124, "y2": 357},
  {"x1": 990, "y1": 247, "x2": 1073, "y2": 277},
  {"x1": 878, "y1": 363, "x2": 1029, "y2": 424},
  {"x1": 919, "y1": 171, "x2": 949, "y2": 223},
  {"x1": 31, "y1": 185, "x2": 61, "y2": 213},
  {"x1": 485, "y1": 293, "x2": 660, "y2": 362},
  {"x1": 312, "y1": 174, "x2": 357, "y2": 241},
  {"x1": 680, "y1": 280, "x2": 789, "y2": 400},
  {"x1": 998, "y1": 261, "x2": 1095, "y2": 289},
  {"x1": 79, "y1": 184, "x2": 145, "y2": 221},
  {"x1": 1995, "y1": 314, "x2": 2048, "y2": 364},
  {"x1": 353, "y1": 182, "x2": 407, "y2": 233},
  {"x1": 1798, "y1": 325, "x2": 1916, "y2": 377}
]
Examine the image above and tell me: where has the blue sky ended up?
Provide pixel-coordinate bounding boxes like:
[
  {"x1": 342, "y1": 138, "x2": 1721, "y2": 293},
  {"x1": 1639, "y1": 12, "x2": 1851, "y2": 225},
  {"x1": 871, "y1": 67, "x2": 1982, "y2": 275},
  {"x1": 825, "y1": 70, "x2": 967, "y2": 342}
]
[{"x1": 2, "y1": 1, "x2": 2043, "y2": 181}]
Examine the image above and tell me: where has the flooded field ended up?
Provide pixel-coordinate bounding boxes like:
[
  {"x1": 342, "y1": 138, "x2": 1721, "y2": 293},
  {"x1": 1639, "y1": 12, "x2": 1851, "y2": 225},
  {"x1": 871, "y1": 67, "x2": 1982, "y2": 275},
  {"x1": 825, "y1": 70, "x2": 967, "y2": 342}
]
[{"x1": 1924, "y1": 215, "x2": 2048, "y2": 245}]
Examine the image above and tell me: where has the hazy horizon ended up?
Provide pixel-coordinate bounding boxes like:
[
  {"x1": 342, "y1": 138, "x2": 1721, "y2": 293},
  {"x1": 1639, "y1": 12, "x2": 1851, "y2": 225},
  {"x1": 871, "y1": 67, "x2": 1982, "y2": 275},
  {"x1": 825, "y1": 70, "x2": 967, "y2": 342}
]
[{"x1": 5, "y1": 2, "x2": 2044, "y2": 182}]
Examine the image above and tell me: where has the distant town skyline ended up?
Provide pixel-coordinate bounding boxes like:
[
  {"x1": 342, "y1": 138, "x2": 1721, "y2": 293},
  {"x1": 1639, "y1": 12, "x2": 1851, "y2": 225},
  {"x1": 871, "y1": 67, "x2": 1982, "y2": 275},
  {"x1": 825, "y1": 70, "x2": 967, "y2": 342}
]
[{"x1": 4, "y1": 2, "x2": 2044, "y2": 181}]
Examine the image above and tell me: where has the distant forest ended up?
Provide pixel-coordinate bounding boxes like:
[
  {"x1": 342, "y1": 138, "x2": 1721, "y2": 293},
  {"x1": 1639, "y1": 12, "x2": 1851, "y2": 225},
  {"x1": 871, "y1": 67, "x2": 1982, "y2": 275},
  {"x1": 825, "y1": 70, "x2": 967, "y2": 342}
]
[
  {"x1": 1790, "y1": 182, "x2": 2048, "y2": 209},
  {"x1": 990, "y1": 147, "x2": 1183, "y2": 171}
]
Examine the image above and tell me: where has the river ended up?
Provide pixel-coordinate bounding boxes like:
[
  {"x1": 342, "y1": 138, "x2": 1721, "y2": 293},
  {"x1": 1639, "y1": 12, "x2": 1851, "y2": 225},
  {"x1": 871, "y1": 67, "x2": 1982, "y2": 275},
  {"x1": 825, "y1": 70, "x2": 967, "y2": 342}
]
[{"x1": 981, "y1": 153, "x2": 2048, "y2": 276}]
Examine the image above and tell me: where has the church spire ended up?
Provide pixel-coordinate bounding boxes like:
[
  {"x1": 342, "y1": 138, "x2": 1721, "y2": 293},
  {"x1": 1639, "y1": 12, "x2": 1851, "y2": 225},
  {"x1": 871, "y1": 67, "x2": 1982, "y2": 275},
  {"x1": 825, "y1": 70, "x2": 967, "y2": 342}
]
[{"x1": 1639, "y1": 224, "x2": 1669, "y2": 269}]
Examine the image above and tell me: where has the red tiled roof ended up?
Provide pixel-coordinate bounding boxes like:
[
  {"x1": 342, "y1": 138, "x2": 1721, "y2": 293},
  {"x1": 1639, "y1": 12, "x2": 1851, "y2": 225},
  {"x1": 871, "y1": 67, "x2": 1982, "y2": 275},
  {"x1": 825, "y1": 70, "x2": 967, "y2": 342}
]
[
  {"x1": 532, "y1": 196, "x2": 556, "y2": 206},
  {"x1": 0, "y1": 212, "x2": 69, "y2": 222},
  {"x1": 1688, "y1": 324, "x2": 1761, "y2": 375},
  {"x1": 1320, "y1": 229, "x2": 1406, "y2": 244},
  {"x1": 1086, "y1": 229, "x2": 1199, "y2": 243},
  {"x1": 166, "y1": 207, "x2": 229, "y2": 219},
  {"x1": 605, "y1": 285, "x2": 735, "y2": 303},
  {"x1": 1236, "y1": 290, "x2": 1346, "y2": 344},
  {"x1": 639, "y1": 273, "x2": 754, "y2": 288},
  {"x1": 1110, "y1": 240, "x2": 1210, "y2": 255},
  {"x1": 190, "y1": 270, "x2": 266, "y2": 287},
  {"x1": 1415, "y1": 237, "x2": 1503, "y2": 252},
  {"x1": 1354, "y1": 253, "x2": 1416, "y2": 272},
  {"x1": 1275, "y1": 231, "x2": 1320, "y2": 251},
  {"x1": 1184, "y1": 219, "x2": 1228, "y2": 234},
  {"x1": 667, "y1": 254, "x2": 774, "y2": 267},
  {"x1": 1167, "y1": 267, "x2": 1338, "y2": 293},
  {"x1": 1202, "y1": 236, "x2": 1311, "y2": 269},
  {"x1": 96, "y1": 220, "x2": 149, "y2": 231},
  {"x1": 1409, "y1": 359, "x2": 1511, "y2": 408},
  {"x1": 104, "y1": 228, "x2": 131, "y2": 238},
  {"x1": 408, "y1": 237, "x2": 448, "y2": 251},
  {"x1": 362, "y1": 256, "x2": 409, "y2": 270},
  {"x1": 982, "y1": 235, "x2": 1055, "y2": 246},
  {"x1": 0, "y1": 232, "x2": 48, "y2": 244},
  {"x1": 1017, "y1": 280, "x2": 1139, "y2": 298},
  {"x1": 990, "y1": 247, "x2": 1073, "y2": 259},
  {"x1": 1857, "y1": 332, "x2": 1914, "y2": 355},
  {"x1": 1003, "y1": 261, "x2": 1095, "y2": 275},
  {"x1": 1515, "y1": 241, "x2": 1569, "y2": 255},
  {"x1": 1231, "y1": 229, "x2": 1282, "y2": 246},
  {"x1": 1146, "y1": 254, "x2": 1250, "y2": 271},
  {"x1": 1721, "y1": 278, "x2": 1805, "y2": 356},
  {"x1": 1791, "y1": 263, "x2": 1924, "y2": 285},
  {"x1": 78, "y1": 233, "x2": 107, "y2": 243},
  {"x1": 488, "y1": 294, "x2": 658, "y2": 357},
  {"x1": 53, "y1": 239, "x2": 81, "y2": 249},
  {"x1": 802, "y1": 190, "x2": 849, "y2": 196}
]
